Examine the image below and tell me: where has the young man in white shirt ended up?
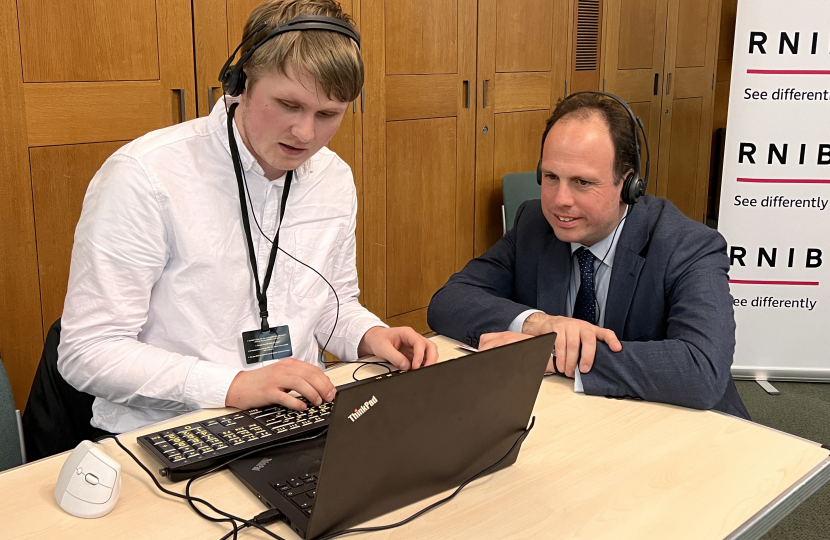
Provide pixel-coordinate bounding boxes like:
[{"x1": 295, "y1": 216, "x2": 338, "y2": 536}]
[{"x1": 58, "y1": 0, "x2": 437, "y2": 434}]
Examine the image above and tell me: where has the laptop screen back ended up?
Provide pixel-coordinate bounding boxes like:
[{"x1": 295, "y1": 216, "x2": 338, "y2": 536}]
[{"x1": 307, "y1": 333, "x2": 556, "y2": 539}]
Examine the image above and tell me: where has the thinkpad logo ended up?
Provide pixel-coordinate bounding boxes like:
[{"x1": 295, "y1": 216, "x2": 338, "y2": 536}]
[
  {"x1": 348, "y1": 396, "x2": 378, "y2": 422},
  {"x1": 252, "y1": 458, "x2": 272, "y2": 472}
]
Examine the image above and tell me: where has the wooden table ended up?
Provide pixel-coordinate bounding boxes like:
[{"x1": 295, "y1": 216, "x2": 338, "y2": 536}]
[{"x1": 4, "y1": 336, "x2": 829, "y2": 539}]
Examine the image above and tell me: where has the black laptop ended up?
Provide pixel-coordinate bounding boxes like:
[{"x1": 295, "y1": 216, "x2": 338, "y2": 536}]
[{"x1": 229, "y1": 333, "x2": 557, "y2": 539}]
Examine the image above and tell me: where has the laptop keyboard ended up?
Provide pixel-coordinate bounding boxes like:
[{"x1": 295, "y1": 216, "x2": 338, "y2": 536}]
[{"x1": 272, "y1": 473, "x2": 318, "y2": 516}]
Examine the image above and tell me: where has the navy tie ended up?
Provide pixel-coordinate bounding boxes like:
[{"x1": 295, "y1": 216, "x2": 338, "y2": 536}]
[{"x1": 573, "y1": 247, "x2": 597, "y2": 325}]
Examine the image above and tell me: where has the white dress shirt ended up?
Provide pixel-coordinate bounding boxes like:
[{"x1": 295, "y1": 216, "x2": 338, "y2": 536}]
[
  {"x1": 58, "y1": 99, "x2": 385, "y2": 433},
  {"x1": 508, "y1": 214, "x2": 627, "y2": 391}
]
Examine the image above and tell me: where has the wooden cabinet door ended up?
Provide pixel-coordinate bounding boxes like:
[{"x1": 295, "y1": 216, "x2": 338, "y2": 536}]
[
  {"x1": 655, "y1": 0, "x2": 721, "y2": 220},
  {"x1": 474, "y1": 0, "x2": 571, "y2": 255},
  {"x1": 1, "y1": 0, "x2": 196, "y2": 408},
  {"x1": 602, "y1": 0, "x2": 669, "y2": 196},
  {"x1": 21, "y1": 0, "x2": 196, "y2": 334},
  {"x1": 194, "y1": 0, "x2": 365, "y2": 301},
  {"x1": 194, "y1": 0, "x2": 231, "y2": 118},
  {"x1": 362, "y1": 0, "x2": 477, "y2": 331},
  {"x1": 19, "y1": 0, "x2": 196, "y2": 147}
]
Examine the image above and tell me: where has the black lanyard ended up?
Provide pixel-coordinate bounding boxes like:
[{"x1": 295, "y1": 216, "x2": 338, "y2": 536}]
[{"x1": 227, "y1": 102, "x2": 293, "y2": 332}]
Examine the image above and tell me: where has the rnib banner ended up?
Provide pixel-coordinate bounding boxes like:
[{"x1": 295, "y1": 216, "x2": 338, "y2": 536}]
[{"x1": 718, "y1": 0, "x2": 830, "y2": 380}]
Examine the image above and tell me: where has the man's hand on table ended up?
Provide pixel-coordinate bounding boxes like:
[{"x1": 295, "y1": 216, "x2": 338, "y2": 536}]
[
  {"x1": 358, "y1": 326, "x2": 439, "y2": 371},
  {"x1": 225, "y1": 358, "x2": 336, "y2": 411},
  {"x1": 521, "y1": 312, "x2": 622, "y2": 377}
]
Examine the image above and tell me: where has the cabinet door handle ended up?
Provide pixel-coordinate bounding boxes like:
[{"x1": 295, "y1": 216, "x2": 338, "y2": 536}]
[
  {"x1": 482, "y1": 80, "x2": 488, "y2": 108},
  {"x1": 208, "y1": 87, "x2": 221, "y2": 110},
  {"x1": 653, "y1": 73, "x2": 660, "y2": 96},
  {"x1": 360, "y1": 87, "x2": 365, "y2": 112},
  {"x1": 174, "y1": 89, "x2": 186, "y2": 123},
  {"x1": 463, "y1": 80, "x2": 470, "y2": 108},
  {"x1": 665, "y1": 73, "x2": 672, "y2": 95}
]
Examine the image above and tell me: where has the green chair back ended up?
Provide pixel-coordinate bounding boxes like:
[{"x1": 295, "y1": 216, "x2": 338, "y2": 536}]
[
  {"x1": 0, "y1": 360, "x2": 23, "y2": 471},
  {"x1": 502, "y1": 172, "x2": 541, "y2": 233}
]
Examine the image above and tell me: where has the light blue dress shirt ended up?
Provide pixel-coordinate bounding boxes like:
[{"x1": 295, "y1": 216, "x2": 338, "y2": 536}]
[{"x1": 508, "y1": 214, "x2": 628, "y2": 391}]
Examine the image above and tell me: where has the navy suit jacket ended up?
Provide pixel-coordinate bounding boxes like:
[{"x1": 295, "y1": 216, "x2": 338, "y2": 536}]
[{"x1": 428, "y1": 196, "x2": 749, "y2": 419}]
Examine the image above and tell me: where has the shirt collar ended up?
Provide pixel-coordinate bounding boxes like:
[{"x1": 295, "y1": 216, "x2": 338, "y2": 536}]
[
  {"x1": 209, "y1": 96, "x2": 313, "y2": 183},
  {"x1": 569, "y1": 210, "x2": 629, "y2": 269}
]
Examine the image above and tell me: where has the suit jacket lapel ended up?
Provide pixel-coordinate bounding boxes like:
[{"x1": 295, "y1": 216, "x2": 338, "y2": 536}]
[
  {"x1": 605, "y1": 205, "x2": 648, "y2": 336},
  {"x1": 537, "y1": 234, "x2": 571, "y2": 315}
]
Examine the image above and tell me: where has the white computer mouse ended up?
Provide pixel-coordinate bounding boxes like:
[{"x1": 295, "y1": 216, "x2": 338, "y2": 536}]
[{"x1": 55, "y1": 440, "x2": 121, "y2": 518}]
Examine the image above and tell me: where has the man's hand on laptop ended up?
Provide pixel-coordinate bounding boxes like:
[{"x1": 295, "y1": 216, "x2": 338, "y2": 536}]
[
  {"x1": 225, "y1": 358, "x2": 337, "y2": 411},
  {"x1": 522, "y1": 313, "x2": 622, "y2": 377},
  {"x1": 358, "y1": 326, "x2": 438, "y2": 370}
]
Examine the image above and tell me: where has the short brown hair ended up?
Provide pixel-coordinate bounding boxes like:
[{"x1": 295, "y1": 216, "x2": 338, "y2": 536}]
[
  {"x1": 241, "y1": 0, "x2": 363, "y2": 102},
  {"x1": 541, "y1": 93, "x2": 638, "y2": 185}
]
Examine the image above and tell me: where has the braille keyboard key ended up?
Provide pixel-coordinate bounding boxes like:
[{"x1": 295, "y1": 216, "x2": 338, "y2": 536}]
[{"x1": 139, "y1": 395, "x2": 334, "y2": 477}]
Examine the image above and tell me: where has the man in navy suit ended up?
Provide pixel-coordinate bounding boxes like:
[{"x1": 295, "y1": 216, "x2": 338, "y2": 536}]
[{"x1": 428, "y1": 93, "x2": 749, "y2": 418}]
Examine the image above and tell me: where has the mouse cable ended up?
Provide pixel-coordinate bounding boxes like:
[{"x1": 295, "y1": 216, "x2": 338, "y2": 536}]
[
  {"x1": 99, "y1": 434, "x2": 286, "y2": 540},
  {"x1": 182, "y1": 428, "x2": 328, "y2": 531},
  {"x1": 316, "y1": 417, "x2": 537, "y2": 540},
  {"x1": 96, "y1": 430, "x2": 324, "y2": 540},
  {"x1": 98, "y1": 415, "x2": 533, "y2": 540}
]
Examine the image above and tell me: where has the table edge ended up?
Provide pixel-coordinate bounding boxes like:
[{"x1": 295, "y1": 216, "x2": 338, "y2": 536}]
[{"x1": 725, "y1": 456, "x2": 830, "y2": 540}]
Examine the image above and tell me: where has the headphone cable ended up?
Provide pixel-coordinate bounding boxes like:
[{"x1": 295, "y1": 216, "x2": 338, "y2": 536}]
[{"x1": 588, "y1": 203, "x2": 630, "y2": 326}]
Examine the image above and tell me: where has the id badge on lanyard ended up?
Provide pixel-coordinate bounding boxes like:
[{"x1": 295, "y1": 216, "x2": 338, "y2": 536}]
[{"x1": 228, "y1": 102, "x2": 294, "y2": 365}]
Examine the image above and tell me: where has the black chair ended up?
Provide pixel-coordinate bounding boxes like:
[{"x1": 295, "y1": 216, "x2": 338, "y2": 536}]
[{"x1": 21, "y1": 319, "x2": 98, "y2": 461}]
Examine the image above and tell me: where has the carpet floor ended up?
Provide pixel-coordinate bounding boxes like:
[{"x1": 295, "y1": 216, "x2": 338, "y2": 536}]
[{"x1": 735, "y1": 381, "x2": 830, "y2": 540}]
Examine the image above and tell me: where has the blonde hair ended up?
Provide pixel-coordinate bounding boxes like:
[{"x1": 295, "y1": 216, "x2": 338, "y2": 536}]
[{"x1": 241, "y1": 0, "x2": 363, "y2": 102}]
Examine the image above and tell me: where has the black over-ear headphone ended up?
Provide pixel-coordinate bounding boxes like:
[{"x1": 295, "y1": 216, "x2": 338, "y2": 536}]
[
  {"x1": 219, "y1": 14, "x2": 361, "y2": 97},
  {"x1": 537, "y1": 91, "x2": 651, "y2": 206}
]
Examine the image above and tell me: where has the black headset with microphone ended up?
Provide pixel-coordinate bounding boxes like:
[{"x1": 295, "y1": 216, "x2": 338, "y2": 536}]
[
  {"x1": 536, "y1": 91, "x2": 651, "y2": 206},
  {"x1": 218, "y1": 14, "x2": 361, "y2": 97}
]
